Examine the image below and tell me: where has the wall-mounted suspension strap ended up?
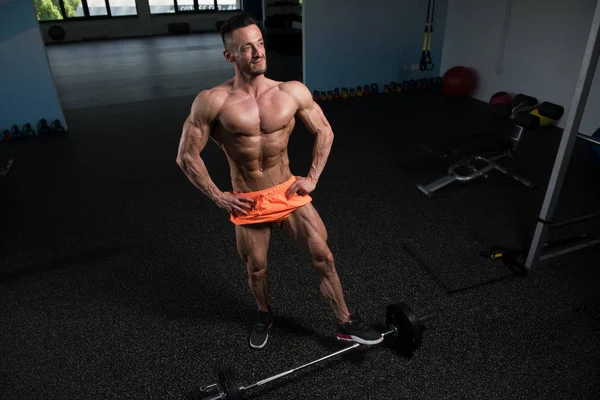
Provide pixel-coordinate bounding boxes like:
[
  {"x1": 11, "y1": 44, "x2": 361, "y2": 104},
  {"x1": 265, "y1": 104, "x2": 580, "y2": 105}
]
[{"x1": 420, "y1": 0, "x2": 435, "y2": 71}]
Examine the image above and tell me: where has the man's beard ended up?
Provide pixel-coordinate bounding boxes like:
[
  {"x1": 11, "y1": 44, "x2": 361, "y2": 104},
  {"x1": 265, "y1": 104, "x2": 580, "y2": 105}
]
[{"x1": 246, "y1": 60, "x2": 267, "y2": 76}]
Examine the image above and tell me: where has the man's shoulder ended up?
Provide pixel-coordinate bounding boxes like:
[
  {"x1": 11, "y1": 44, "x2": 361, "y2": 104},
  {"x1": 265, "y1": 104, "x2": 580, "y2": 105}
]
[
  {"x1": 191, "y1": 82, "x2": 232, "y2": 120},
  {"x1": 195, "y1": 82, "x2": 231, "y2": 104},
  {"x1": 275, "y1": 80, "x2": 311, "y2": 101},
  {"x1": 277, "y1": 80, "x2": 308, "y2": 93},
  {"x1": 277, "y1": 80, "x2": 313, "y2": 107}
]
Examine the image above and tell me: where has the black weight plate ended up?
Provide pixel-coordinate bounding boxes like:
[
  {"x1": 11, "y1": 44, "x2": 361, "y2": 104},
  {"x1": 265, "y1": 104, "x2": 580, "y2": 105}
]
[
  {"x1": 538, "y1": 102, "x2": 565, "y2": 120},
  {"x1": 512, "y1": 94, "x2": 538, "y2": 107},
  {"x1": 386, "y1": 303, "x2": 423, "y2": 356},
  {"x1": 219, "y1": 367, "x2": 243, "y2": 400},
  {"x1": 398, "y1": 303, "x2": 423, "y2": 354}
]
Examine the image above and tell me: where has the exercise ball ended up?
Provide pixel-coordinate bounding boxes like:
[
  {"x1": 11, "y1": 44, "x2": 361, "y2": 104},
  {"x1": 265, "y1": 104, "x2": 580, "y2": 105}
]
[
  {"x1": 442, "y1": 66, "x2": 477, "y2": 97},
  {"x1": 529, "y1": 108, "x2": 555, "y2": 128},
  {"x1": 490, "y1": 91, "x2": 512, "y2": 107}
]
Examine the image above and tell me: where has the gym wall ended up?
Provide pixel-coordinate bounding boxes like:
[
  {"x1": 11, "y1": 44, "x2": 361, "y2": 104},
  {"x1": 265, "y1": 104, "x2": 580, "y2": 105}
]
[
  {"x1": 303, "y1": 0, "x2": 448, "y2": 94},
  {"x1": 0, "y1": 0, "x2": 66, "y2": 132},
  {"x1": 440, "y1": 0, "x2": 600, "y2": 135},
  {"x1": 38, "y1": 0, "x2": 240, "y2": 44}
]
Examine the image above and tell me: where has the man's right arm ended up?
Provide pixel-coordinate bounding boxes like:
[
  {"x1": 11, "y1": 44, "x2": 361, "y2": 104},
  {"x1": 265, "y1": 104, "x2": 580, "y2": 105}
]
[
  {"x1": 176, "y1": 91, "x2": 255, "y2": 215},
  {"x1": 176, "y1": 91, "x2": 223, "y2": 203}
]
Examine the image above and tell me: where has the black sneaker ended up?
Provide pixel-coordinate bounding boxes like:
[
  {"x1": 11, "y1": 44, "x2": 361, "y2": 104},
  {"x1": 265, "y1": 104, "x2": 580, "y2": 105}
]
[
  {"x1": 250, "y1": 308, "x2": 274, "y2": 349},
  {"x1": 336, "y1": 310, "x2": 383, "y2": 345}
]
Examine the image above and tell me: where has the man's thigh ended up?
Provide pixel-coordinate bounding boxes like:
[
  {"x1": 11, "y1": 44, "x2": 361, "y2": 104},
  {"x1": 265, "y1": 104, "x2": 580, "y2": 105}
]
[
  {"x1": 281, "y1": 203, "x2": 329, "y2": 255},
  {"x1": 235, "y1": 222, "x2": 272, "y2": 261}
]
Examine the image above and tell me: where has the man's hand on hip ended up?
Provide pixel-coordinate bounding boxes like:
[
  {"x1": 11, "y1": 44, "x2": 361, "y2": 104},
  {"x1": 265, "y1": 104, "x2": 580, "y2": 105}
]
[
  {"x1": 285, "y1": 176, "x2": 316, "y2": 198},
  {"x1": 216, "y1": 192, "x2": 255, "y2": 215}
]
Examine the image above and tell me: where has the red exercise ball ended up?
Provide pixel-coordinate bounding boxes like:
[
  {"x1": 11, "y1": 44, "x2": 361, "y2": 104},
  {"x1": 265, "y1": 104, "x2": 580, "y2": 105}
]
[
  {"x1": 442, "y1": 66, "x2": 477, "y2": 97},
  {"x1": 490, "y1": 91, "x2": 513, "y2": 107}
]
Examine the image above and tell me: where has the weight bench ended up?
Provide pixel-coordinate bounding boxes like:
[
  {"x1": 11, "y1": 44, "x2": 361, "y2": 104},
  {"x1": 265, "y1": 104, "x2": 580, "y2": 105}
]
[{"x1": 416, "y1": 96, "x2": 564, "y2": 198}]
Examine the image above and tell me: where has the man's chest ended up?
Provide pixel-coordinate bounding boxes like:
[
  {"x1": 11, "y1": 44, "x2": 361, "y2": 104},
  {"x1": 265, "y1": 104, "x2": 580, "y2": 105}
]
[{"x1": 218, "y1": 92, "x2": 297, "y2": 135}]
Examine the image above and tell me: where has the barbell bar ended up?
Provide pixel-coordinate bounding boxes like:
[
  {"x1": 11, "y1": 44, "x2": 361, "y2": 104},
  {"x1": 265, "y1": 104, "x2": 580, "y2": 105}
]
[{"x1": 199, "y1": 302, "x2": 438, "y2": 400}]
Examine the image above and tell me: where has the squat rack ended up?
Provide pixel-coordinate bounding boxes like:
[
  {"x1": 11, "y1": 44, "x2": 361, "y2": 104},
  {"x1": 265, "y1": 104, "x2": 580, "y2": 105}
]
[{"x1": 525, "y1": 0, "x2": 600, "y2": 269}]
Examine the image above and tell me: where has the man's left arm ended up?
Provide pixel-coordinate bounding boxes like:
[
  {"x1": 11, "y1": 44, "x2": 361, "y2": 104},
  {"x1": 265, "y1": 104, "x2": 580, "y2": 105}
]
[{"x1": 285, "y1": 82, "x2": 334, "y2": 198}]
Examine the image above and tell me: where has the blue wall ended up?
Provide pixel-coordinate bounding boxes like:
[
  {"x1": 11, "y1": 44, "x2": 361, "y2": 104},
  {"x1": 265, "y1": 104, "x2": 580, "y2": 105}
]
[
  {"x1": 0, "y1": 0, "x2": 66, "y2": 132},
  {"x1": 303, "y1": 0, "x2": 448, "y2": 93}
]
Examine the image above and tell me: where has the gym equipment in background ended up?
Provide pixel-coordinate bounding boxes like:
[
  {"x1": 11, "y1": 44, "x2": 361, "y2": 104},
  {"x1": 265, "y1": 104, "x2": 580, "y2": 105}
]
[
  {"x1": 530, "y1": 108, "x2": 556, "y2": 127},
  {"x1": 416, "y1": 99, "x2": 565, "y2": 198},
  {"x1": 586, "y1": 127, "x2": 600, "y2": 161},
  {"x1": 483, "y1": 209, "x2": 600, "y2": 276},
  {"x1": 198, "y1": 302, "x2": 437, "y2": 400},
  {"x1": 489, "y1": 127, "x2": 600, "y2": 268},
  {"x1": 419, "y1": 0, "x2": 436, "y2": 71},
  {"x1": 442, "y1": 66, "x2": 477, "y2": 97},
  {"x1": 524, "y1": 2, "x2": 600, "y2": 270},
  {"x1": 1, "y1": 119, "x2": 67, "y2": 141},
  {"x1": 489, "y1": 91, "x2": 513, "y2": 108},
  {"x1": 490, "y1": 93, "x2": 538, "y2": 119}
]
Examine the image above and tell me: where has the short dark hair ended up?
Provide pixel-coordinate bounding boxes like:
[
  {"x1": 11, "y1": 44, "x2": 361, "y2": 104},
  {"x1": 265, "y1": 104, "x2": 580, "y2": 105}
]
[{"x1": 220, "y1": 12, "x2": 259, "y2": 49}]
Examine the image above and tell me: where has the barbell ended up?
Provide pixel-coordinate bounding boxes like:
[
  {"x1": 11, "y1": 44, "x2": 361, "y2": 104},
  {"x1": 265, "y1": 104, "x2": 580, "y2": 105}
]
[{"x1": 199, "y1": 302, "x2": 438, "y2": 400}]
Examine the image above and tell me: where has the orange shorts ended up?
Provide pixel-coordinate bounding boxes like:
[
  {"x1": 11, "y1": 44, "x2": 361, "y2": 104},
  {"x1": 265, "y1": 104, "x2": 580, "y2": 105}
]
[{"x1": 229, "y1": 176, "x2": 313, "y2": 226}]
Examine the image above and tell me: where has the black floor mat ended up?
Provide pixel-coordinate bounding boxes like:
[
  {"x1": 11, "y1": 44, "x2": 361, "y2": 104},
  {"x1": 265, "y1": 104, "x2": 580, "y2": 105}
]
[
  {"x1": 393, "y1": 121, "x2": 600, "y2": 292},
  {"x1": 2, "y1": 87, "x2": 600, "y2": 400}
]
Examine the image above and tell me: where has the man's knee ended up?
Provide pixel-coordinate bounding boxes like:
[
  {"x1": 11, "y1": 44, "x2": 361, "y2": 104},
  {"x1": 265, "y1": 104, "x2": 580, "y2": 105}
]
[
  {"x1": 243, "y1": 254, "x2": 268, "y2": 278},
  {"x1": 312, "y1": 248, "x2": 335, "y2": 274}
]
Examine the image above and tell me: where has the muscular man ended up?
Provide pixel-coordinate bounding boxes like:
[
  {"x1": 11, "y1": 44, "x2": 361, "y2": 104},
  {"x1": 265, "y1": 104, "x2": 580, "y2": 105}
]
[{"x1": 176, "y1": 12, "x2": 382, "y2": 349}]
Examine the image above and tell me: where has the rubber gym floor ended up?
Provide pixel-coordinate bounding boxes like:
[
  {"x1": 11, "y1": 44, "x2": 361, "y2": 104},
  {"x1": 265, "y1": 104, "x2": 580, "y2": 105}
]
[{"x1": 1, "y1": 33, "x2": 599, "y2": 400}]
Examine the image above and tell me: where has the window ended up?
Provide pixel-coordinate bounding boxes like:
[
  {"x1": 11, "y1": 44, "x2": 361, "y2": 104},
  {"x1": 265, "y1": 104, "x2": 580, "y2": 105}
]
[
  {"x1": 65, "y1": 0, "x2": 85, "y2": 17},
  {"x1": 216, "y1": 0, "x2": 239, "y2": 11},
  {"x1": 178, "y1": 0, "x2": 197, "y2": 12},
  {"x1": 198, "y1": 0, "x2": 216, "y2": 11},
  {"x1": 87, "y1": 0, "x2": 108, "y2": 16},
  {"x1": 149, "y1": 0, "x2": 240, "y2": 14},
  {"x1": 34, "y1": 0, "x2": 138, "y2": 21},
  {"x1": 35, "y1": 0, "x2": 239, "y2": 20},
  {"x1": 109, "y1": 0, "x2": 138, "y2": 16},
  {"x1": 148, "y1": 0, "x2": 174, "y2": 14},
  {"x1": 34, "y1": 0, "x2": 64, "y2": 20}
]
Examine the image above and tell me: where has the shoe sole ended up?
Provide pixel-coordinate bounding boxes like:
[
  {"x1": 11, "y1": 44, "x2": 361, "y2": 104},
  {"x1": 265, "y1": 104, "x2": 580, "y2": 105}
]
[
  {"x1": 336, "y1": 333, "x2": 384, "y2": 345},
  {"x1": 250, "y1": 320, "x2": 273, "y2": 349},
  {"x1": 250, "y1": 334, "x2": 269, "y2": 349}
]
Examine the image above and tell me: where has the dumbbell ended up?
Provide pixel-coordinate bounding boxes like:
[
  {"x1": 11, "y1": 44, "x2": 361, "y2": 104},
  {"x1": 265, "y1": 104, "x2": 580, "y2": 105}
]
[
  {"x1": 22, "y1": 123, "x2": 36, "y2": 137},
  {"x1": 538, "y1": 102, "x2": 564, "y2": 120},
  {"x1": 51, "y1": 119, "x2": 66, "y2": 134},
  {"x1": 39, "y1": 119, "x2": 52, "y2": 135},
  {"x1": 199, "y1": 302, "x2": 438, "y2": 400},
  {"x1": 10, "y1": 125, "x2": 22, "y2": 139},
  {"x1": 492, "y1": 94, "x2": 538, "y2": 119}
]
